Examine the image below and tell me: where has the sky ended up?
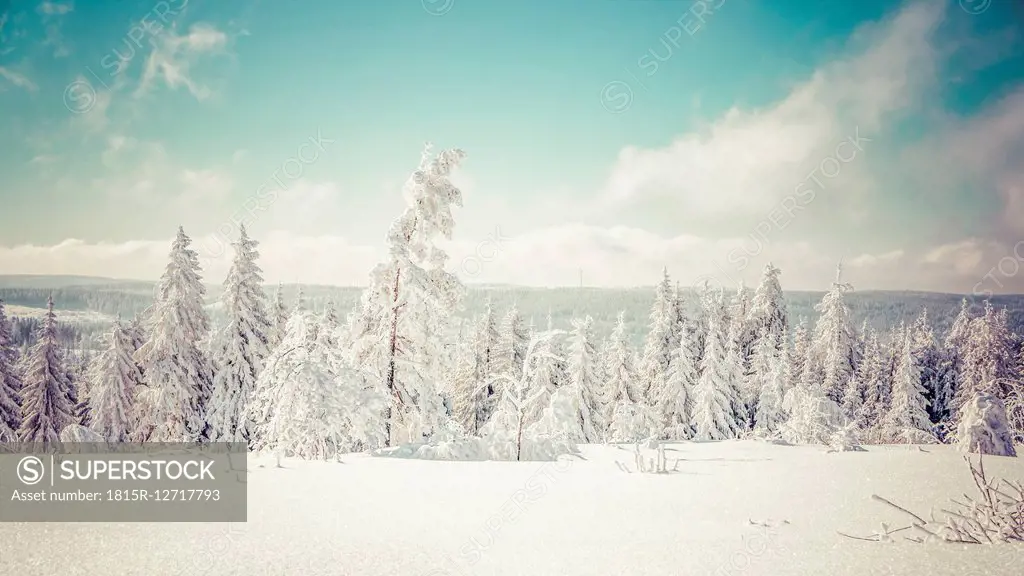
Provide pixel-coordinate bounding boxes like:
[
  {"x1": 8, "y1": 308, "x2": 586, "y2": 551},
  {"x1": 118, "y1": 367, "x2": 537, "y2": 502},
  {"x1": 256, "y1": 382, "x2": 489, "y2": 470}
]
[{"x1": 1, "y1": 0, "x2": 1024, "y2": 293}]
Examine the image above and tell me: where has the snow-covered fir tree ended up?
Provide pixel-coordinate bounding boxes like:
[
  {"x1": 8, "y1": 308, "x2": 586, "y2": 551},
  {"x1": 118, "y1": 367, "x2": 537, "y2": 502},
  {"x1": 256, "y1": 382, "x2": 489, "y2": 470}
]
[
  {"x1": 692, "y1": 289, "x2": 742, "y2": 440},
  {"x1": 748, "y1": 328, "x2": 780, "y2": 432},
  {"x1": 840, "y1": 375, "x2": 864, "y2": 428},
  {"x1": 603, "y1": 311, "x2": 657, "y2": 441},
  {"x1": 134, "y1": 227, "x2": 214, "y2": 442},
  {"x1": 658, "y1": 316, "x2": 699, "y2": 440},
  {"x1": 881, "y1": 331, "x2": 936, "y2": 444},
  {"x1": 348, "y1": 145, "x2": 467, "y2": 446},
  {"x1": 728, "y1": 281, "x2": 754, "y2": 366},
  {"x1": 753, "y1": 331, "x2": 788, "y2": 438},
  {"x1": 780, "y1": 347, "x2": 843, "y2": 446},
  {"x1": 258, "y1": 311, "x2": 387, "y2": 459},
  {"x1": 270, "y1": 283, "x2": 289, "y2": 348},
  {"x1": 856, "y1": 327, "x2": 889, "y2": 439},
  {"x1": 494, "y1": 303, "x2": 529, "y2": 389},
  {"x1": 601, "y1": 312, "x2": 634, "y2": 416},
  {"x1": 809, "y1": 263, "x2": 858, "y2": 403},
  {"x1": 0, "y1": 299, "x2": 22, "y2": 441},
  {"x1": 559, "y1": 316, "x2": 603, "y2": 442},
  {"x1": 785, "y1": 316, "x2": 810, "y2": 391},
  {"x1": 87, "y1": 318, "x2": 142, "y2": 442},
  {"x1": 523, "y1": 315, "x2": 567, "y2": 427},
  {"x1": 955, "y1": 300, "x2": 1015, "y2": 419},
  {"x1": 448, "y1": 338, "x2": 483, "y2": 434},
  {"x1": 908, "y1": 308, "x2": 947, "y2": 425},
  {"x1": 636, "y1": 268, "x2": 676, "y2": 405},
  {"x1": 472, "y1": 299, "x2": 502, "y2": 422},
  {"x1": 18, "y1": 296, "x2": 76, "y2": 443},
  {"x1": 746, "y1": 263, "x2": 788, "y2": 353},
  {"x1": 208, "y1": 225, "x2": 273, "y2": 444},
  {"x1": 724, "y1": 293, "x2": 750, "y2": 430}
]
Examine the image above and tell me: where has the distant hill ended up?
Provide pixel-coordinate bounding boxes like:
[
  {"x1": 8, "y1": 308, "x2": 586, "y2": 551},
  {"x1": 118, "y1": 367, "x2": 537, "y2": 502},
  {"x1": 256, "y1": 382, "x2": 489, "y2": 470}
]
[{"x1": 3, "y1": 275, "x2": 1024, "y2": 348}]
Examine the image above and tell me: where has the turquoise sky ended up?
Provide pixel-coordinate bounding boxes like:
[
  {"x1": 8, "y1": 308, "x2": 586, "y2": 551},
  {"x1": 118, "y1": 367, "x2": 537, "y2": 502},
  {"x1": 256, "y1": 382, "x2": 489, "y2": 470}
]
[{"x1": 1, "y1": 0, "x2": 1023, "y2": 291}]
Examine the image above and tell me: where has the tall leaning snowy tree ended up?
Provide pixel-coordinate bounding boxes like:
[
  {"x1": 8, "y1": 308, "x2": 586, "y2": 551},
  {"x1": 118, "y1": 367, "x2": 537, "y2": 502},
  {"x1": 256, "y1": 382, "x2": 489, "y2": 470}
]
[
  {"x1": 0, "y1": 299, "x2": 22, "y2": 441},
  {"x1": 135, "y1": 227, "x2": 214, "y2": 442},
  {"x1": 87, "y1": 318, "x2": 142, "y2": 442},
  {"x1": 349, "y1": 145, "x2": 467, "y2": 447},
  {"x1": 18, "y1": 296, "x2": 76, "y2": 443},
  {"x1": 208, "y1": 225, "x2": 273, "y2": 445}
]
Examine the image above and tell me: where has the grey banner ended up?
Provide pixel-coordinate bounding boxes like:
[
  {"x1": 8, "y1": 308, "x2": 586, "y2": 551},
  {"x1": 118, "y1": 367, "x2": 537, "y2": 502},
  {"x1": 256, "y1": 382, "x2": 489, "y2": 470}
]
[{"x1": 0, "y1": 442, "x2": 247, "y2": 522}]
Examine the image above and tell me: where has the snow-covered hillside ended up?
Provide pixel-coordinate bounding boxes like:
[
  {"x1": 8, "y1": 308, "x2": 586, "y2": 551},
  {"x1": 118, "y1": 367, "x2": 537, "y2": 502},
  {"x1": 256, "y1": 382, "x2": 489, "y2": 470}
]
[{"x1": 2, "y1": 441, "x2": 1021, "y2": 576}]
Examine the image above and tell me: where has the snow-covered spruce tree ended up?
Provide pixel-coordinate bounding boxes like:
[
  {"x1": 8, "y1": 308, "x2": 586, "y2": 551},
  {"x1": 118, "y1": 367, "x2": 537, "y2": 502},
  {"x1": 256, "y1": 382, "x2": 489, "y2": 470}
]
[
  {"x1": 270, "y1": 283, "x2": 289, "y2": 349},
  {"x1": 909, "y1": 309, "x2": 946, "y2": 426},
  {"x1": 809, "y1": 263, "x2": 858, "y2": 404},
  {"x1": 724, "y1": 294, "x2": 750, "y2": 431},
  {"x1": 470, "y1": 299, "x2": 502, "y2": 423},
  {"x1": 670, "y1": 281, "x2": 687, "y2": 358},
  {"x1": 18, "y1": 296, "x2": 76, "y2": 444},
  {"x1": 941, "y1": 298, "x2": 972, "y2": 408},
  {"x1": 87, "y1": 318, "x2": 142, "y2": 442},
  {"x1": 657, "y1": 317, "x2": 699, "y2": 440},
  {"x1": 207, "y1": 225, "x2": 273, "y2": 445},
  {"x1": 840, "y1": 375, "x2": 864, "y2": 429},
  {"x1": 728, "y1": 281, "x2": 753, "y2": 366},
  {"x1": 746, "y1": 263, "x2": 788, "y2": 352},
  {"x1": 448, "y1": 338, "x2": 484, "y2": 434},
  {"x1": 780, "y1": 349, "x2": 843, "y2": 446},
  {"x1": 692, "y1": 289, "x2": 742, "y2": 440},
  {"x1": 559, "y1": 316, "x2": 603, "y2": 442},
  {"x1": 856, "y1": 327, "x2": 890, "y2": 440},
  {"x1": 134, "y1": 227, "x2": 214, "y2": 443},
  {"x1": 603, "y1": 312, "x2": 657, "y2": 442},
  {"x1": 523, "y1": 318, "x2": 567, "y2": 427},
  {"x1": 0, "y1": 299, "x2": 23, "y2": 441},
  {"x1": 748, "y1": 329, "x2": 781, "y2": 433},
  {"x1": 753, "y1": 333, "x2": 788, "y2": 438},
  {"x1": 955, "y1": 301, "x2": 1015, "y2": 420},
  {"x1": 880, "y1": 331, "x2": 936, "y2": 444},
  {"x1": 494, "y1": 304, "x2": 530, "y2": 385},
  {"x1": 785, "y1": 316, "x2": 809, "y2": 390},
  {"x1": 637, "y1": 267, "x2": 676, "y2": 405},
  {"x1": 258, "y1": 312, "x2": 387, "y2": 459},
  {"x1": 348, "y1": 145, "x2": 466, "y2": 447}
]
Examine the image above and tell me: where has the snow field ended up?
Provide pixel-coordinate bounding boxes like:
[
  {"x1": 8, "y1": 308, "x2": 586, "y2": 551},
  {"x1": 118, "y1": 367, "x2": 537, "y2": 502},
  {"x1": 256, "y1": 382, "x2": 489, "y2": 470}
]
[{"x1": 2, "y1": 441, "x2": 1023, "y2": 576}]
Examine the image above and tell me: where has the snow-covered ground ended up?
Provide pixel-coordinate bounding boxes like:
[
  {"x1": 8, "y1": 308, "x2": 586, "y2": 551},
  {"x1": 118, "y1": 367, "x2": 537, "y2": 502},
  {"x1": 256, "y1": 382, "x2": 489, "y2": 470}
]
[{"x1": 2, "y1": 441, "x2": 1022, "y2": 575}]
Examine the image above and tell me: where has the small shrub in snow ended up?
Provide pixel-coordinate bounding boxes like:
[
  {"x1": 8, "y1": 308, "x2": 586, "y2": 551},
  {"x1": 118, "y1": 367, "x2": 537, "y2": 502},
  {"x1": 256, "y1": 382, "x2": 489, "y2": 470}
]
[
  {"x1": 615, "y1": 440, "x2": 680, "y2": 474},
  {"x1": 957, "y1": 392, "x2": 1017, "y2": 457},
  {"x1": 843, "y1": 455, "x2": 1024, "y2": 544}
]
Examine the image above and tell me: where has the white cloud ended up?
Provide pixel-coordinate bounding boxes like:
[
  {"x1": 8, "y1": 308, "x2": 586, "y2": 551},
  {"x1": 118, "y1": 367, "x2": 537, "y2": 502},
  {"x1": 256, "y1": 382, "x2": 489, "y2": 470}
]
[
  {"x1": 5, "y1": 223, "x2": 1019, "y2": 293},
  {"x1": 37, "y1": 1, "x2": 73, "y2": 57},
  {"x1": 601, "y1": 0, "x2": 944, "y2": 228},
  {"x1": 0, "y1": 65, "x2": 37, "y2": 91},
  {"x1": 135, "y1": 23, "x2": 228, "y2": 100}
]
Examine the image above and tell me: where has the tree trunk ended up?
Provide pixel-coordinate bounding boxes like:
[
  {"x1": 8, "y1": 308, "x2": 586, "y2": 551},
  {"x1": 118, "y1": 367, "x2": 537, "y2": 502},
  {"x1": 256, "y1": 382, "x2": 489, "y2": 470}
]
[{"x1": 385, "y1": 267, "x2": 403, "y2": 447}]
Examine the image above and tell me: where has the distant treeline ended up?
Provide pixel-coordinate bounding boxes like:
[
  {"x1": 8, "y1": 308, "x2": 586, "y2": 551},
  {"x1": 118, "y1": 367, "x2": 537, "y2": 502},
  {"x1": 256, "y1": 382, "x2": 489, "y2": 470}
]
[
  {"x1": 0, "y1": 287, "x2": 153, "y2": 317},
  {"x1": 4, "y1": 285, "x2": 1024, "y2": 351}
]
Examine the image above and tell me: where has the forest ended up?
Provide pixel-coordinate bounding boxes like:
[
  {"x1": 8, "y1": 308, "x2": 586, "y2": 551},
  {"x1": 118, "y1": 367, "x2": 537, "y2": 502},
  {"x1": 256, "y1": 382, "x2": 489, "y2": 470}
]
[{"x1": 0, "y1": 146, "x2": 1019, "y2": 460}]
